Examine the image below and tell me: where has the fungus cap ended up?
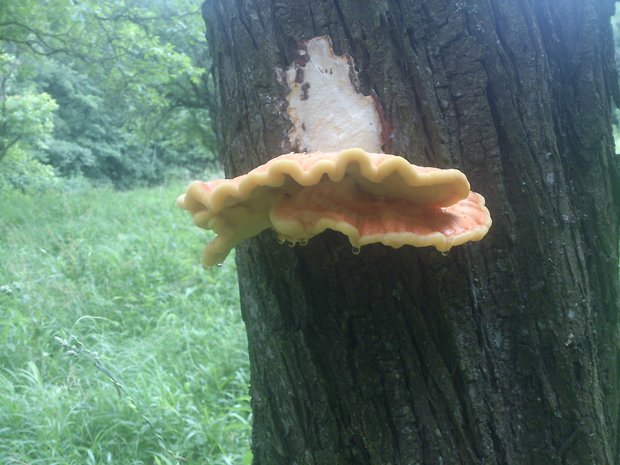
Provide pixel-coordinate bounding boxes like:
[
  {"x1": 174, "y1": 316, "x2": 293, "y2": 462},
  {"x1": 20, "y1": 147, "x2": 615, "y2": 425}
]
[{"x1": 177, "y1": 148, "x2": 492, "y2": 267}]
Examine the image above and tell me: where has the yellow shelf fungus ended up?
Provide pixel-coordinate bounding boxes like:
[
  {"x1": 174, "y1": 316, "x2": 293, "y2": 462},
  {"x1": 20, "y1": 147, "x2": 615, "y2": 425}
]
[{"x1": 177, "y1": 148, "x2": 492, "y2": 267}]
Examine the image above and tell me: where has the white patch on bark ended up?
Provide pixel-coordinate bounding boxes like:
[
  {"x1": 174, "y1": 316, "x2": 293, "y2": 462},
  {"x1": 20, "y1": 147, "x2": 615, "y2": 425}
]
[{"x1": 284, "y1": 36, "x2": 383, "y2": 153}]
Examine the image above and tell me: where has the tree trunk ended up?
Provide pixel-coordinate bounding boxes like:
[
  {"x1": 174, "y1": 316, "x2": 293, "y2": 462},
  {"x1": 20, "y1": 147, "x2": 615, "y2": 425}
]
[{"x1": 202, "y1": 1, "x2": 619, "y2": 464}]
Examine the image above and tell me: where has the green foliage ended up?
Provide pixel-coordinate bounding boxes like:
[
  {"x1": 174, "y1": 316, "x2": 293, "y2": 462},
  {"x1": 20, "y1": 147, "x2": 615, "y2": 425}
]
[
  {"x1": 0, "y1": 0, "x2": 215, "y2": 190},
  {"x1": 1, "y1": 89, "x2": 57, "y2": 153},
  {"x1": 0, "y1": 52, "x2": 60, "y2": 190},
  {"x1": 0, "y1": 145, "x2": 58, "y2": 192},
  {"x1": 0, "y1": 183, "x2": 250, "y2": 464}
]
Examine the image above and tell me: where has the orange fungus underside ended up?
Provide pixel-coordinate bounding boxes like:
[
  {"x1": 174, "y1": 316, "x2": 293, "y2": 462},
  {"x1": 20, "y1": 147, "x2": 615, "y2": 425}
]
[{"x1": 177, "y1": 148, "x2": 492, "y2": 267}]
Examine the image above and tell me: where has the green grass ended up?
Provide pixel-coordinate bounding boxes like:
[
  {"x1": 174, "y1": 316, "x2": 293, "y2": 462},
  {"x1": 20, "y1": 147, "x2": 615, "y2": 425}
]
[{"x1": 0, "y1": 183, "x2": 251, "y2": 465}]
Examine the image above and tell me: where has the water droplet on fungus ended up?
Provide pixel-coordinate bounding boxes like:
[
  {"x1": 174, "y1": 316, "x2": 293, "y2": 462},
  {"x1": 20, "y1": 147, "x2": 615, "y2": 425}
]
[{"x1": 351, "y1": 246, "x2": 361, "y2": 255}]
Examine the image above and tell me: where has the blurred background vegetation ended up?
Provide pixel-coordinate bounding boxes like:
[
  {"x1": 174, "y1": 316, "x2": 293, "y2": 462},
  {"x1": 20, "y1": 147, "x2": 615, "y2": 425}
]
[
  {"x1": 0, "y1": 185, "x2": 251, "y2": 465},
  {"x1": 0, "y1": 0, "x2": 215, "y2": 192},
  {"x1": 1, "y1": 2, "x2": 250, "y2": 464}
]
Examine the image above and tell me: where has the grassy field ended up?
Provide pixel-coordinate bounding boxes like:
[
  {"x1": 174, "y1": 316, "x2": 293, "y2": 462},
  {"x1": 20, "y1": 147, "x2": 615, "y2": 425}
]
[{"x1": 0, "y1": 183, "x2": 251, "y2": 465}]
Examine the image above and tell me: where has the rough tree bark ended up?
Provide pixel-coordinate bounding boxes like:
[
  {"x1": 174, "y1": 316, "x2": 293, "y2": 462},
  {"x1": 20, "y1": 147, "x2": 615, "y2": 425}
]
[{"x1": 202, "y1": 1, "x2": 619, "y2": 464}]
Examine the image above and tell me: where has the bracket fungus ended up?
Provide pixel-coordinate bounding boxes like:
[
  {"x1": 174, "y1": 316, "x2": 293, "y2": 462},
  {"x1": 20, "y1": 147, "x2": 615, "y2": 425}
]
[{"x1": 177, "y1": 148, "x2": 492, "y2": 267}]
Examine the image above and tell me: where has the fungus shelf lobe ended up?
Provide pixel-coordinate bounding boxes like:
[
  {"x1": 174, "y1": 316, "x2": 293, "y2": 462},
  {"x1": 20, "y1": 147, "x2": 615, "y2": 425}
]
[{"x1": 177, "y1": 148, "x2": 492, "y2": 268}]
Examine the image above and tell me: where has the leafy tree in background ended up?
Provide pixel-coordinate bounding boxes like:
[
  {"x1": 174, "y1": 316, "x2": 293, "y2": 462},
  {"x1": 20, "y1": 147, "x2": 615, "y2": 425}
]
[
  {"x1": 0, "y1": 51, "x2": 58, "y2": 190},
  {"x1": 0, "y1": 0, "x2": 214, "y2": 189}
]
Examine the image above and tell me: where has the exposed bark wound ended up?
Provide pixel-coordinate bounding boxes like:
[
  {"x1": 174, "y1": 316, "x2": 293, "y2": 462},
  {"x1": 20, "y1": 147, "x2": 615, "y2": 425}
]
[{"x1": 203, "y1": 0, "x2": 619, "y2": 464}]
